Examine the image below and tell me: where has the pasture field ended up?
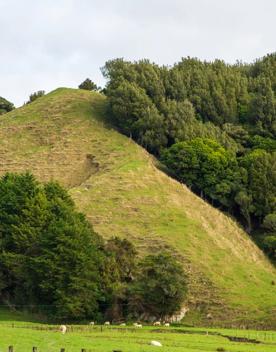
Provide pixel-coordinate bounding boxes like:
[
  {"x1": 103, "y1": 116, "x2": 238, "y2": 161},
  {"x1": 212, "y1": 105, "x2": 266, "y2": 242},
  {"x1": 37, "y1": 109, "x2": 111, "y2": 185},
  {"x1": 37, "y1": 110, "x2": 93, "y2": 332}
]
[
  {"x1": 0, "y1": 323, "x2": 275, "y2": 352},
  {"x1": 0, "y1": 88, "x2": 275, "y2": 326}
]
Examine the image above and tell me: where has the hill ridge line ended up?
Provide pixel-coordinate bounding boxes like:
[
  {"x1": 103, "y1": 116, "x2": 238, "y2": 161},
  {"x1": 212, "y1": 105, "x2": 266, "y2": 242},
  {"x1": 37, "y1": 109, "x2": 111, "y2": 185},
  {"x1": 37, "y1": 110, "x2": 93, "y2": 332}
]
[{"x1": 1, "y1": 88, "x2": 275, "y2": 327}]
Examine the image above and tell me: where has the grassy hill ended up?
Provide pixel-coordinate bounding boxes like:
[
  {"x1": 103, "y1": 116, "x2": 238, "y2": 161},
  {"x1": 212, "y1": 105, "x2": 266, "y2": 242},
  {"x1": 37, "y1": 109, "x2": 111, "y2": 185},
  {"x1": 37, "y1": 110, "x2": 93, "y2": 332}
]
[{"x1": 0, "y1": 88, "x2": 275, "y2": 328}]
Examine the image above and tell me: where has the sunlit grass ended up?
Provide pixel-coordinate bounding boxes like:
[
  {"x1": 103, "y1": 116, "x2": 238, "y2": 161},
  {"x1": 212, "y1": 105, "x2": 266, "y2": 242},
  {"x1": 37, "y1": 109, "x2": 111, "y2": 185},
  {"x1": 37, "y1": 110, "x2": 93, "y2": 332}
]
[
  {"x1": 0, "y1": 322, "x2": 275, "y2": 352},
  {"x1": 0, "y1": 88, "x2": 275, "y2": 328}
]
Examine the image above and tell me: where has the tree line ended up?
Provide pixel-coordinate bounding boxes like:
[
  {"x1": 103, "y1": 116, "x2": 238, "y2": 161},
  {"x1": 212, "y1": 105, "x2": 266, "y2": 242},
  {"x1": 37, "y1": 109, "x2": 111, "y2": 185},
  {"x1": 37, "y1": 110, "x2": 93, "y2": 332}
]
[
  {"x1": 0, "y1": 172, "x2": 186, "y2": 321},
  {"x1": 102, "y1": 54, "x2": 276, "y2": 261}
]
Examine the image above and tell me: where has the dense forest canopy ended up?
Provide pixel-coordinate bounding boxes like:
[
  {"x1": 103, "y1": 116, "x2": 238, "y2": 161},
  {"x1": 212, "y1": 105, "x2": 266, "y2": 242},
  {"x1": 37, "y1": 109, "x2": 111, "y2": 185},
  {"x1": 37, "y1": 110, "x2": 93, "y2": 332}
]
[{"x1": 102, "y1": 53, "x2": 276, "y2": 261}]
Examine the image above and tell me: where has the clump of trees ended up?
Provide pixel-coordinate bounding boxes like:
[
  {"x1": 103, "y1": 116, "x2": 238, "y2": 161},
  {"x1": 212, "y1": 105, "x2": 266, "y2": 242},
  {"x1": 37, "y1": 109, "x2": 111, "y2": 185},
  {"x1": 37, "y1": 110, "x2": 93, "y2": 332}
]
[
  {"x1": 0, "y1": 172, "x2": 104, "y2": 320},
  {"x1": 161, "y1": 138, "x2": 240, "y2": 208},
  {"x1": 103, "y1": 239, "x2": 187, "y2": 321},
  {"x1": 102, "y1": 54, "x2": 276, "y2": 261},
  {"x1": 27, "y1": 90, "x2": 45, "y2": 104},
  {"x1": 129, "y1": 253, "x2": 187, "y2": 318},
  {"x1": 0, "y1": 96, "x2": 14, "y2": 115},
  {"x1": 79, "y1": 78, "x2": 99, "y2": 91},
  {"x1": 0, "y1": 172, "x2": 187, "y2": 321}
]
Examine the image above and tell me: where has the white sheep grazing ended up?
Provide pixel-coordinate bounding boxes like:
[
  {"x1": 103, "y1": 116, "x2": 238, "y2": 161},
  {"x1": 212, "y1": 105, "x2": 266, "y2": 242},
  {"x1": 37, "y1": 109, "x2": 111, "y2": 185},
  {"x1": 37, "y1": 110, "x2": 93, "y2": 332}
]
[
  {"x1": 153, "y1": 321, "x2": 161, "y2": 326},
  {"x1": 150, "y1": 340, "x2": 162, "y2": 347},
  {"x1": 89, "y1": 321, "x2": 95, "y2": 325},
  {"x1": 104, "y1": 321, "x2": 110, "y2": 325},
  {"x1": 60, "y1": 325, "x2": 67, "y2": 334},
  {"x1": 136, "y1": 324, "x2": 142, "y2": 328},
  {"x1": 164, "y1": 323, "x2": 170, "y2": 327},
  {"x1": 133, "y1": 322, "x2": 138, "y2": 326},
  {"x1": 120, "y1": 323, "x2": 126, "y2": 326}
]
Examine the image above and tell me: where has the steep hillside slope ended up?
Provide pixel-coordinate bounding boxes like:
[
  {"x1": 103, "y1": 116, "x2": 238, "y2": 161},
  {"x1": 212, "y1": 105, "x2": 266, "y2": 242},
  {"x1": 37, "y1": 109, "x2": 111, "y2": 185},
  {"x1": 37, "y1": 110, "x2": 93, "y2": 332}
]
[{"x1": 0, "y1": 88, "x2": 275, "y2": 327}]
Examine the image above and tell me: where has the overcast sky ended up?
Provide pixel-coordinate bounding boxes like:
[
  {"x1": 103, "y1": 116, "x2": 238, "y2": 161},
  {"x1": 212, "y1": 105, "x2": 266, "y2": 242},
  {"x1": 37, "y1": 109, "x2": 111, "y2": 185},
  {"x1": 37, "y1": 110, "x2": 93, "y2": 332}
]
[{"x1": 0, "y1": 0, "x2": 275, "y2": 106}]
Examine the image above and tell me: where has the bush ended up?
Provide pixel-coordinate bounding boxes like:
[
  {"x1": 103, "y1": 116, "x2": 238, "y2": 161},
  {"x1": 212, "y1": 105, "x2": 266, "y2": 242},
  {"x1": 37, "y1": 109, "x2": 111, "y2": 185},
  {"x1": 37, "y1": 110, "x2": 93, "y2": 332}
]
[
  {"x1": 0, "y1": 96, "x2": 14, "y2": 114},
  {"x1": 161, "y1": 138, "x2": 240, "y2": 207},
  {"x1": 78, "y1": 78, "x2": 98, "y2": 91},
  {"x1": 105, "y1": 237, "x2": 137, "y2": 283},
  {"x1": 129, "y1": 252, "x2": 187, "y2": 318},
  {"x1": 27, "y1": 90, "x2": 45, "y2": 104}
]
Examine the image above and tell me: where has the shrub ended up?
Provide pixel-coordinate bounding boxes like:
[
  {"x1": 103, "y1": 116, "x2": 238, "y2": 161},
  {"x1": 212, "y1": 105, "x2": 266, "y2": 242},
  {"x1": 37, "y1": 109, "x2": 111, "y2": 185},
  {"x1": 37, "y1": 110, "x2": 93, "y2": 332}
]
[
  {"x1": 27, "y1": 90, "x2": 45, "y2": 104},
  {"x1": 129, "y1": 252, "x2": 187, "y2": 318},
  {"x1": 0, "y1": 96, "x2": 14, "y2": 114},
  {"x1": 78, "y1": 78, "x2": 98, "y2": 91}
]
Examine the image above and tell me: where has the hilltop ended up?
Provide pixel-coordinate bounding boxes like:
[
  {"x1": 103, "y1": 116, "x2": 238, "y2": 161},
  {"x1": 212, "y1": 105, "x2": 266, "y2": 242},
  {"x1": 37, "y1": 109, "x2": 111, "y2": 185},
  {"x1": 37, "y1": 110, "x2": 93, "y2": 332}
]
[{"x1": 0, "y1": 88, "x2": 275, "y2": 327}]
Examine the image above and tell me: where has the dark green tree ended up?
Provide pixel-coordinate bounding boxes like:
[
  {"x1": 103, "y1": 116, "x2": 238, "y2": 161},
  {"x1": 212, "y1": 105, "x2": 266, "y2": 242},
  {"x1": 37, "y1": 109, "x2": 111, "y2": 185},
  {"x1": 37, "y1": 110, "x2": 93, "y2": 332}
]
[
  {"x1": 262, "y1": 213, "x2": 276, "y2": 260},
  {"x1": 249, "y1": 76, "x2": 276, "y2": 136},
  {"x1": 249, "y1": 135, "x2": 276, "y2": 152},
  {"x1": 105, "y1": 237, "x2": 137, "y2": 283},
  {"x1": 27, "y1": 90, "x2": 45, "y2": 104},
  {"x1": 161, "y1": 138, "x2": 240, "y2": 207},
  {"x1": 129, "y1": 253, "x2": 187, "y2": 318},
  {"x1": 108, "y1": 80, "x2": 167, "y2": 154},
  {"x1": 0, "y1": 173, "x2": 105, "y2": 320},
  {"x1": 78, "y1": 78, "x2": 99, "y2": 91},
  {"x1": 0, "y1": 96, "x2": 14, "y2": 115},
  {"x1": 239, "y1": 149, "x2": 276, "y2": 221},
  {"x1": 103, "y1": 237, "x2": 137, "y2": 320}
]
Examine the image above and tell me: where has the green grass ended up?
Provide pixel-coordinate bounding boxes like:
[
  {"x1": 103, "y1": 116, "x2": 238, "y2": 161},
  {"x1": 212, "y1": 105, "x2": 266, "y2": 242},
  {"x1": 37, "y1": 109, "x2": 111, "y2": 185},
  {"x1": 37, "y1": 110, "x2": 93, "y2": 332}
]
[
  {"x1": 0, "y1": 323, "x2": 275, "y2": 352},
  {"x1": 0, "y1": 88, "x2": 275, "y2": 327}
]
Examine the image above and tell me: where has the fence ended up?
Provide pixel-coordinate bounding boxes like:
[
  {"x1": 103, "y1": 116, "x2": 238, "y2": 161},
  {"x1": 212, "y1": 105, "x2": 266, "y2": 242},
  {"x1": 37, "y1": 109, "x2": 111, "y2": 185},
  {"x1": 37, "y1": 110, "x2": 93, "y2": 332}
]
[{"x1": 7, "y1": 347, "x2": 122, "y2": 352}]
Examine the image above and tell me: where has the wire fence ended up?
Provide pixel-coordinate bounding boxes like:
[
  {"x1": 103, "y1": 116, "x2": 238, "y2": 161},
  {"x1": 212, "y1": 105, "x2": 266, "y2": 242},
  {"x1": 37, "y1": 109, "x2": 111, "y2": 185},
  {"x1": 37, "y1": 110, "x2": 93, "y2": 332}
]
[
  {"x1": 7, "y1": 347, "x2": 122, "y2": 352},
  {"x1": 2, "y1": 323, "x2": 276, "y2": 343}
]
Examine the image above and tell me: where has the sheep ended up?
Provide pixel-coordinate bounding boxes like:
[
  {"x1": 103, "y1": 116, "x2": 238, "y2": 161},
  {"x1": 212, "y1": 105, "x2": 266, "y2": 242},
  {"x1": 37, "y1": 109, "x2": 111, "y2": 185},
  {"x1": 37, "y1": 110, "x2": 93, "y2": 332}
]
[
  {"x1": 120, "y1": 323, "x2": 126, "y2": 326},
  {"x1": 153, "y1": 321, "x2": 161, "y2": 326},
  {"x1": 89, "y1": 321, "x2": 95, "y2": 325},
  {"x1": 60, "y1": 325, "x2": 67, "y2": 334},
  {"x1": 150, "y1": 340, "x2": 162, "y2": 347},
  {"x1": 164, "y1": 322, "x2": 170, "y2": 327},
  {"x1": 104, "y1": 321, "x2": 110, "y2": 325},
  {"x1": 136, "y1": 324, "x2": 142, "y2": 328}
]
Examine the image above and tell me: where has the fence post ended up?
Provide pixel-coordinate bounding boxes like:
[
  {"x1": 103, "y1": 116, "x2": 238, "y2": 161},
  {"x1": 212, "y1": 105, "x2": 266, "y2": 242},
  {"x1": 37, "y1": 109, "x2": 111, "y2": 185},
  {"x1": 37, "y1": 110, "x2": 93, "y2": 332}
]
[{"x1": 8, "y1": 346, "x2": 13, "y2": 352}]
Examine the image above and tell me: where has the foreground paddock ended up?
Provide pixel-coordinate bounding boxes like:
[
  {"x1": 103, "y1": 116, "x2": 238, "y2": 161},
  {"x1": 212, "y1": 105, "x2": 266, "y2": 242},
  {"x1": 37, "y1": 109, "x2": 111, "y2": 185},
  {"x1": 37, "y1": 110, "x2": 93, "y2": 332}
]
[{"x1": 0, "y1": 324, "x2": 275, "y2": 352}]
